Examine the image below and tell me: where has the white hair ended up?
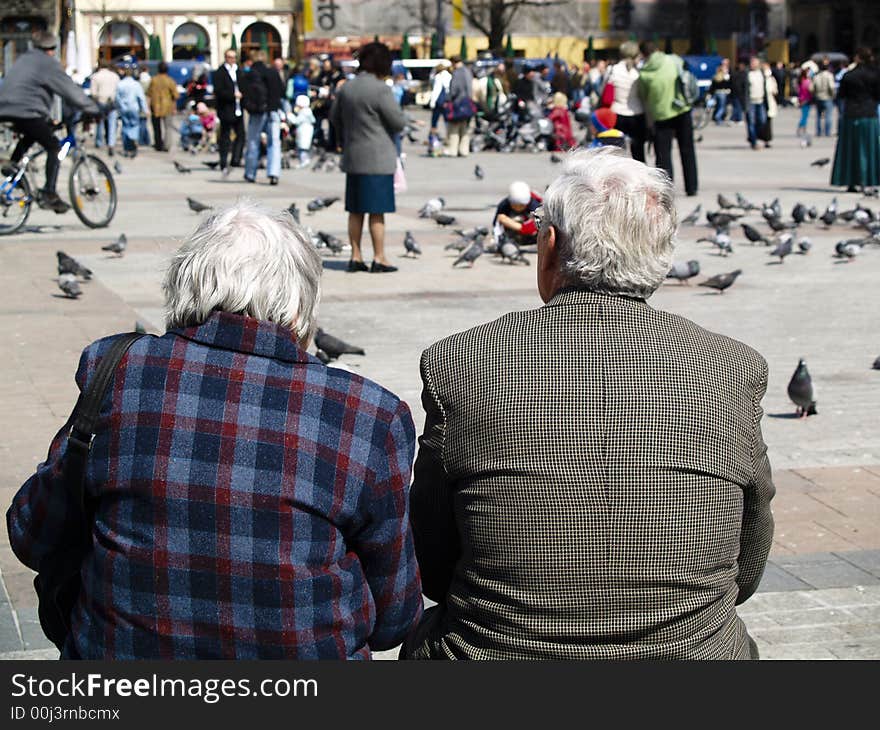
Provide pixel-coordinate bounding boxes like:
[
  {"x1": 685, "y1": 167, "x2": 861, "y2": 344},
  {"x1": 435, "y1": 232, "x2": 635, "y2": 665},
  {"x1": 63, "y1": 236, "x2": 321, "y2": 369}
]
[
  {"x1": 163, "y1": 200, "x2": 322, "y2": 341},
  {"x1": 542, "y1": 147, "x2": 677, "y2": 298}
]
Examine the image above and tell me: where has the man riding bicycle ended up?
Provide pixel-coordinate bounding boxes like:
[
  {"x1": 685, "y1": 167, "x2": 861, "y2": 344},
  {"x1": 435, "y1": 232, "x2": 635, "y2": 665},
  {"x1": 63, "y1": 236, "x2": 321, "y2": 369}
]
[{"x1": 0, "y1": 31, "x2": 101, "y2": 214}]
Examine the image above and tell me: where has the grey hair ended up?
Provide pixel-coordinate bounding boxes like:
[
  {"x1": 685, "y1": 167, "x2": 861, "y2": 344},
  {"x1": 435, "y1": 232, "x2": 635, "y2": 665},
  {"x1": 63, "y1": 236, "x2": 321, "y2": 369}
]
[
  {"x1": 542, "y1": 147, "x2": 677, "y2": 298},
  {"x1": 163, "y1": 199, "x2": 322, "y2": 340}
]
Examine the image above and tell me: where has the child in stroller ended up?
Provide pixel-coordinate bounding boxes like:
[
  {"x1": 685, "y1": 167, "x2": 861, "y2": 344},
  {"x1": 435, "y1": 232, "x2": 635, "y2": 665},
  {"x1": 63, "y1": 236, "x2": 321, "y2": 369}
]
[{"x1": 179, "y1": 102, "x2": 205, "y2": 153}]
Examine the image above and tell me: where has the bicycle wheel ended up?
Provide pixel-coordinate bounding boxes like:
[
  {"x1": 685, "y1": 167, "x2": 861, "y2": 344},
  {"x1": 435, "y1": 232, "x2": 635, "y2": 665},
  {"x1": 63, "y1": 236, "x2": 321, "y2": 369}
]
[
  {"x1": 69, "y1": 154, "x2": 116, "y2": 228},
  {"x1": 0, "y1": 172, "x2": 33, "y2": 236}
]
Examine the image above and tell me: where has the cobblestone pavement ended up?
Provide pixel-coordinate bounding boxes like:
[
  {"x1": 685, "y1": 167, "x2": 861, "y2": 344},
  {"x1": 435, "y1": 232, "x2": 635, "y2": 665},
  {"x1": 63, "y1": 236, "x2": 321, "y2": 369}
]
[{"x1": 1, "y1": 108, "x2": 878, "y2": 659}]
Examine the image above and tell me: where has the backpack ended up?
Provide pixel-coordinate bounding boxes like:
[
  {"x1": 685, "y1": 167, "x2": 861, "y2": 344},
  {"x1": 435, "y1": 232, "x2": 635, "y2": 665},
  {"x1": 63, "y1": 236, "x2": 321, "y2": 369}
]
[{"x1": 674, "y1": 57, "x2": 700, "y2": 109}]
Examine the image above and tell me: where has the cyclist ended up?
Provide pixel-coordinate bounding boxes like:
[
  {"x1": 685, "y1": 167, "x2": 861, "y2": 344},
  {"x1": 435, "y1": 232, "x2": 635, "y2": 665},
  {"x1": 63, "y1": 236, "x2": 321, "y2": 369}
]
[{"x1": 0, "y1": 31, "x2": 100, "y2": 214}]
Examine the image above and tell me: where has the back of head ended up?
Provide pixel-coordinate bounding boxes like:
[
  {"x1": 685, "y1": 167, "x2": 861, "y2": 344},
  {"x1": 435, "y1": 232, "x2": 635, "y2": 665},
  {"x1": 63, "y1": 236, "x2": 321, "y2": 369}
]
[
  {"x1": 541, "y1": 147, "x2": 676, "y2": 299},
  {"x1": 250, "y1": 49, "x2": 267, "y2": 65},
  {"x1": 357, "y1": 42, "x2": 392, "y2": 78},
  {"x1": 32, "y1": 31, "x2": 57, "y2": 51},
  {"x1": 619, "y1": 41, "x2": 639, "y2": 62},
  {"x1": 158, "y1": 61, "x2": 169, "y2": 74},
  {"x1": 163, "y1": 200, "x2": 322, "y2": 342},
  {"x1": 638, "y1": 40, "x2": 656, "y2": 58}
]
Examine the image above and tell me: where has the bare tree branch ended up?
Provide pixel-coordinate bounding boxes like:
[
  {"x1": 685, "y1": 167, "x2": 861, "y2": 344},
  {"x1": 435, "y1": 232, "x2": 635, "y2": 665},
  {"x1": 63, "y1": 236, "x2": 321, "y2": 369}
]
[{"x1": 444, "y1": 1, "x2": 569, "y2": 50}]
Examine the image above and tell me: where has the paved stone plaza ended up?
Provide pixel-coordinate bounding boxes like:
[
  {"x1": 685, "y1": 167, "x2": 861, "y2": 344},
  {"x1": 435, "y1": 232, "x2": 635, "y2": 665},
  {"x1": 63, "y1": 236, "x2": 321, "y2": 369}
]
[{"x1": 1, "y1": 108, "x2": 878, "y2": 660}]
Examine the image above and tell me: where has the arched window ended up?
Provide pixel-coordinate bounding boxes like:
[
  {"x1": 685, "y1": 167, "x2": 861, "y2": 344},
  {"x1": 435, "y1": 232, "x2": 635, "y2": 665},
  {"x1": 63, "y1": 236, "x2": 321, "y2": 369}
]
[
  {"x1": 240, "y1": 22, "x2": 281, "y2": 60},
  {"x1": 97, "y1": 21, "x2": 146, "y2": 63},
  {"x1": 172, "y1": 22, "x2": 210, "y2": 60}
]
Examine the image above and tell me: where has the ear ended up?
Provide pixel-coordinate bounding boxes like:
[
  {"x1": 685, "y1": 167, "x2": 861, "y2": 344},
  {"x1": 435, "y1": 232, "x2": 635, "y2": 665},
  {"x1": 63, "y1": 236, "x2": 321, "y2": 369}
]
[{"x1": 537, "y1": 224, "x2": 561, "y2": 303}]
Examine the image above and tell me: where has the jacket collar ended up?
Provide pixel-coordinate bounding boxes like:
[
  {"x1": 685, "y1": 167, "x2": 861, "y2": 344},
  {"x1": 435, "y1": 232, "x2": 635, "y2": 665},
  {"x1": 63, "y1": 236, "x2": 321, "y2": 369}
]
[
  {"x1": 544, "y1": 286, "x2": 649, "y2": 309},
  {"x1": 169, "y1": 311, "x2": 319, "y2": 365}
]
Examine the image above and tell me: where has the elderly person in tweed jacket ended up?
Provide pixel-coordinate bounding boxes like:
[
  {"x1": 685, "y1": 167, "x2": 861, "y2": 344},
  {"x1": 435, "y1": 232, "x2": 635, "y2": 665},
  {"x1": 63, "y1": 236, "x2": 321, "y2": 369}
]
[
  {"x1": 8, "y1": 201, "x2": 422, "y2": 659},
  {"x1": 404, "y1": 147, "x2": 775, "y2": 660}
]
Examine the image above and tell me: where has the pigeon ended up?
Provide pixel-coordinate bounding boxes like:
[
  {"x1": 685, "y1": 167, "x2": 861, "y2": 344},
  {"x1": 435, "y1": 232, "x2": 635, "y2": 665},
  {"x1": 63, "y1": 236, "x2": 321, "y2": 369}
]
[
  {"x1": 102, "y1": 233, "x2": 127, "y2": 256},
  {"x1": 706, "y1": 211, "x2": 740, "y2": 229},
  {"x1": 113, "y1": 160, "x2": 122, "y2": 174},
  {"x1": 791, "y1": 203, "x2": 807, "y2": 225},
  {"x1": 741, "y1": 223, "x2": 769, "y2": 245},
  {"x1": 306, "y1": 196, "x2": 339, "y2": 213},
  {"x1": 173, "y1": 160, "x2": 192, "y2": 173},
  {"x1": 835, "y1": 240, "x2": 862, "y2": 260},
  {"x1": 680, "y1": 204, "x2": 701, "y2": 225},
  {"x1": 766, "y1": 216, "x2": 795, "y2": 233},
  {"x1": 56, "y1": 250, "x2": 92, "y2": 279},
  {"x1": 550, "y1": 153, "x2": 563, "y2": 163},
  {"x1": 324, "y1": 157, "x2": 338, "y2": 173},
  {"x1": 403, "y1": 231, "x2": 421, "y2": 257},
  {"x1": 717, "y1": 193, "x2": 737, "y2": 210},
  {"x1": 418, "y1": 197, "x2": 445, "y2": 218},
  {"x1": 474, "y1": 164, "x2": 485, "y2": 180},
  {"x1": 863, "y1": 188, "x2": 879, "y2": 198},
  {"x1": 787, "y1": 359, "x2": 817, "y2": 417},
  {"x1": 444, "y1": 237, "x2": 471, "y2": 252},
  {"x1": 699, "y1": 269, "x2": 742, "y2": 294},
  {"x1": 453, "y1": 239, "x2": 484, "y2": 268},
  {"x1": 666, "y1": 259, "x2": 700, "y2": 284},
  {"x1": 770, "y1": 197, "x2": 783, "y2": 219},
  {"x1": 203, "y1": 160, "x2": 220, "y2": 170},
  {"x1": 697, "y1": 232, "x2": 733, "y2": 255},
  {"x1": 314, "y1": 328, "x2": 365, "y2": 360},
  {"x1": 735, "y1": 193, "x2": 758, "y2": 211},
  {"x1": 839, "y1": 208, "x2": 857, "y2": 222},
  {"x1": 797, "y1": 236, "x2": 812, "y2": 254},
  {"x1": 311, "y1": 155, "x2": 325, "y2": 172},
  {"x1": 454, "y1": 226, "x2": 490, "y2": 240},
  {"x1": 134, "y1": 321, "x2": 148, "y2": 334},
  {"x1": 187, "y1": 197, "x2": 212, "y2": 213},
  {"x1": 317, "y1": 231, "x2": 346, "y2": 255},
  {"x1": 287, "y1": 203, "x2": 300, "y2": 223},
  {"x1": 854, "y1": 207, "x2": 873, "y2": 226},
  {"x1": 433, "y1": 213, "x2": 457, "y2": 227},
  {"x1": 57, "y1": 272, "x2": 82, "y2": 298},
  {"x1": 807, "y1": 205, "x2": 818, "y2": 220},
  {"x1": 769, "y1": 233, "x2": 793, "y2": 262},
  {"x1": 499, "y1": 239, "x2": 529, "y2": 265},
  {"x1": 820, "y1": 197, "x2": 838, "y2": 226},
  {"x1": 314, "y1": 349, "x2": 332, "y2": 365},
  {"x1": 811, "y1": 157, "x2": 831, "y2": 168}
]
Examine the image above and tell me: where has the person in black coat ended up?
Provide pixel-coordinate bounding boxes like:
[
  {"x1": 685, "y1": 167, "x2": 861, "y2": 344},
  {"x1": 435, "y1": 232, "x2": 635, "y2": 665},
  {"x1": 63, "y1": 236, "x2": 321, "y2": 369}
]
[
  {"x1": 214, "y1": 48, "x2": 246, "y2": 174},
  {"x1": 242, "y1": 50, "x2": 284, "y2": 184},
  {"x1": 831, "y1": 48, "x2": 880, "y2": 191},
  {"x1": 729, "y1": 60, "x2": 748, "y2": 123}
]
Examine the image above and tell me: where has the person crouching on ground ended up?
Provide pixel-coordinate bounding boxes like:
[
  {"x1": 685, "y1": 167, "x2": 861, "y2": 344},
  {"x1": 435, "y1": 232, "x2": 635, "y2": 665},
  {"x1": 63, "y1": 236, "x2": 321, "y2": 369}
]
[
  {"x1": 493, "y1": 180, "x2": 542, "y2": 246},
  {"x1": 7, "y1": 201, "x2": 423, "y2": 659},
  {"x1": 291, "y1": 94, "x2": 316, "y2": 167},
  {"x1": 402, "y1": 147, "x2": 774, "y2": 660}
]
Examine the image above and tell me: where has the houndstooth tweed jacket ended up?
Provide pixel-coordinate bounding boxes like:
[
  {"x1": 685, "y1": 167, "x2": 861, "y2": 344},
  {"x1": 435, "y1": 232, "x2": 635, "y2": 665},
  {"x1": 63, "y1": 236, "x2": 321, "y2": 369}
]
[{"x1": 406, "y1": 287, "x2": 775, "y2": 660}]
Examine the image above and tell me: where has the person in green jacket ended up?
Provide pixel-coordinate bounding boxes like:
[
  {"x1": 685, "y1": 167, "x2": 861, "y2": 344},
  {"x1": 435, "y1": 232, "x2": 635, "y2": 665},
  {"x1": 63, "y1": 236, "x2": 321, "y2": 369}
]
[{"x1": 637, "y1": 41, "x2": 698, "y2": 196}]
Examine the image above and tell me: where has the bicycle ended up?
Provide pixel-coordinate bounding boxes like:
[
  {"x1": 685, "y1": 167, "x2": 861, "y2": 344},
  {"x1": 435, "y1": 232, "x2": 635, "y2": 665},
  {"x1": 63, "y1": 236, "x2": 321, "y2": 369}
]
[{"x1": 0, "y1": 117, "x2": 117, "y2": 235}]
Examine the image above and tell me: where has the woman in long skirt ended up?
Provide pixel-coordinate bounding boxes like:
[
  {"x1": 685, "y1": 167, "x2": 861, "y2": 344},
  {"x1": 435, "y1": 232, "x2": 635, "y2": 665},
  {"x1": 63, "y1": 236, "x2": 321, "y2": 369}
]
[{"x1": 831, "y1": 48, "x2": 880, "y2": 193}]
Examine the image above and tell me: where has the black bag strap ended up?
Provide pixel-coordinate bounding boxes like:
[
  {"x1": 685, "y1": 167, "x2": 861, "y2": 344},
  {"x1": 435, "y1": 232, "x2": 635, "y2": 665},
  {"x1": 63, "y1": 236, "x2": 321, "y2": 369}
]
[{"x1": 66, "y1": 333, "x2": 144, "y2": 530}]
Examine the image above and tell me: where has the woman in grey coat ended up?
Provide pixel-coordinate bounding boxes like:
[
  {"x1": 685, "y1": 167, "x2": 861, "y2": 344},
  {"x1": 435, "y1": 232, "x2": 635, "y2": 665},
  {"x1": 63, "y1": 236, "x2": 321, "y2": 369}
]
[{"x1": 330, "y1": 43, "x2": 407, "y2": 273}]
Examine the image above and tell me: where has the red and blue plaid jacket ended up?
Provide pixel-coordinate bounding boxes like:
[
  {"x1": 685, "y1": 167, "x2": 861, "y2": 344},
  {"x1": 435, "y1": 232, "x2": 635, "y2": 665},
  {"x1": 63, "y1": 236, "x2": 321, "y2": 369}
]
[{"x1": 7, "y1": 312, "x2": 422, "y2": 659}]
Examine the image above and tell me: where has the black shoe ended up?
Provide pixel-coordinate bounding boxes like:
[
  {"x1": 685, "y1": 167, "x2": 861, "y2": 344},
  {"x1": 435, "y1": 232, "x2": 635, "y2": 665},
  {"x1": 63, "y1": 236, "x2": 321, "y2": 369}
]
[
  {"x1": 36, "y1": 190, "x2": 70, "y2": 214},
  {"x1": 107, "y1": 148, "x2": 114, "y2": 157},
  {"x1": 847, "y1": 186, "x2": 858, "y2": 193},
  {"x1": 370, "y1": 261, "x2": 398, "y2": 273},
  {"x1": 1, "y1": 164, "x2": 17, "y2": 178},
  {"x1": 269, "y1": 176, "x2": 279, "y2": 185},
  {"x1": 347, "y1": 259, "x2": 369, "y2": 272},
  {"x1": 244, "y1": 175, "x2": 256, "y2": 183}
]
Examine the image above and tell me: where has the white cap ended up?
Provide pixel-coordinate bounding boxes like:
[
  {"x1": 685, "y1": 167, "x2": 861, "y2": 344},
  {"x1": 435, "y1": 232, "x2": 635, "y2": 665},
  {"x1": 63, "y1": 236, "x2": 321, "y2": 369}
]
[
  {"x1": 295, "y1": 95, "x2": 310, "y2": 108},
  {"x1": 508, "y1": 181, "x2": 531, "y2": 205}
]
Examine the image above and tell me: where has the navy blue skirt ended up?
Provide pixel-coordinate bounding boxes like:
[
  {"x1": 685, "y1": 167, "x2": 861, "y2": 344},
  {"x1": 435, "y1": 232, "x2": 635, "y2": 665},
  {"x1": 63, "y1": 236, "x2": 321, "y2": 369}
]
[{"x1": 345, "y1": 174, "x2": 395, "y2": 214}]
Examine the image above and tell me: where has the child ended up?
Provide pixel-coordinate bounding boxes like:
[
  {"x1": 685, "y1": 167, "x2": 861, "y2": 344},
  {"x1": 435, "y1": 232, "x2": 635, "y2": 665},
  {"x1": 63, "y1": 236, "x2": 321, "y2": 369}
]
[
  {"x1": 290, "y1": 94, "x2": 315, "y2": 167},
  {"x1": 492, "y1": 180, "x2": 543, "y2": 247},
  {"x1": 179, "y1": 102, "x2": 204, "y2": 152},
  {"x1": 547, "y1": 92, "x2": 576, "y2": 150},
  {"x1": 588, "y1": 107, "x2": 625, "y2": 149},
  {"x1": 195, "y1": 101, "x2": 217, "y2": 150}
]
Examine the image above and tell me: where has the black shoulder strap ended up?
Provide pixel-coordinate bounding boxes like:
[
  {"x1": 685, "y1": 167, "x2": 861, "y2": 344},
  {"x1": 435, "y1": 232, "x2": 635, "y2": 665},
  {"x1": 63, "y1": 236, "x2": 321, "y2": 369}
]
[{"x1": 66, "y1": 333, "x2": 144, "y2": 532}]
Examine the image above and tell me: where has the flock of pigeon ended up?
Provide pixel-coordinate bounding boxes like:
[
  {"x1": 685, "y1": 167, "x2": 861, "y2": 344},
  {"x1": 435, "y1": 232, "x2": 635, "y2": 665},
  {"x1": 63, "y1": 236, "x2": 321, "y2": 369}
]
[{"x1": 667, "y1": 189, "x2": 880, "y2": 415}]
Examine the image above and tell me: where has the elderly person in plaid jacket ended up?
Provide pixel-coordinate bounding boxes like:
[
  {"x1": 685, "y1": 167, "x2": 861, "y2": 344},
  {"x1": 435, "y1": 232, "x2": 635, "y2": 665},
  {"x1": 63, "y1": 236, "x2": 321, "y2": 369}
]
[
  {"x1": 8, "y1": 201, "x2": 422, "y2": 659},
  {"x1": 403, "y1": 147, "x2": 775, "y2": 660}
]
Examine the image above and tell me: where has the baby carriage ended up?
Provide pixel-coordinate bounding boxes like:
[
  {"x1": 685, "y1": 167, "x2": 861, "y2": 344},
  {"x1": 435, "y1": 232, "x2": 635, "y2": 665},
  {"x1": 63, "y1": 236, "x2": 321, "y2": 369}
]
[{"x1": 178, "y1": 106, "x2": 205, "y2": 153}]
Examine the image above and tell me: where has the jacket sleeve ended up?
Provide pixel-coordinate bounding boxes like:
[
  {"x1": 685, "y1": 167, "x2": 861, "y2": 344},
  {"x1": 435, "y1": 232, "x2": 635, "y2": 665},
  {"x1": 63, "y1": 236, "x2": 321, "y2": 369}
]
[
  {"x1": 6, "y1": 348, "x2": 92, "y2": 570},
  {"x1": 350, "y1": 399, "x2": 422, "y2": 651},
  {"x1": 409, "y1": 351, "x2": 459, "y2": 603},
  {"x1": 377, "y1": 84, "x2": 407, "y2": 135},
  {"x1": 328, "y1": 95, "x2": 342, "y2": 139},
  {"x1": 736, "y1": 358, "x2": 775, "y2": 605},
  {"x1": 47, "y1": 61, "x2": 99, "y2": 115}
]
